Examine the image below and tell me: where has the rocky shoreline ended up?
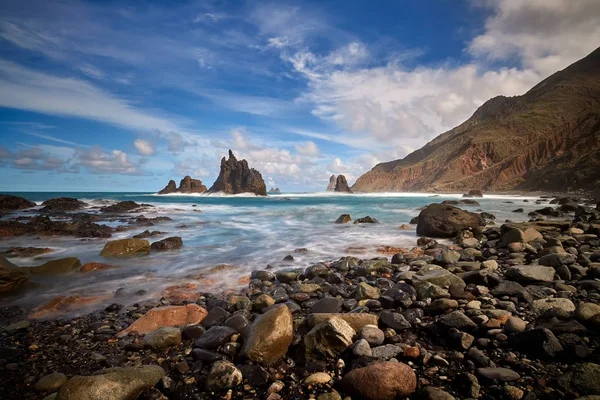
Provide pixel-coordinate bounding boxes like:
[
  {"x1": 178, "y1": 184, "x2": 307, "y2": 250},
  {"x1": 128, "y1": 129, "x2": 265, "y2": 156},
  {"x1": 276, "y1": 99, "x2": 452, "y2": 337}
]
[{"x1": 1, "y1": 194, "x2": 600, "y2": 400}]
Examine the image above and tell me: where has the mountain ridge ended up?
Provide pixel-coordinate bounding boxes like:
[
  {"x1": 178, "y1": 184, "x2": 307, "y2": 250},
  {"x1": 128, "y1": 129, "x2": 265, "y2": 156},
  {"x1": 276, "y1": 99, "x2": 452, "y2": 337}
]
[{"x1": 353, "y1": 47, "x2": 600, "y2": 194}]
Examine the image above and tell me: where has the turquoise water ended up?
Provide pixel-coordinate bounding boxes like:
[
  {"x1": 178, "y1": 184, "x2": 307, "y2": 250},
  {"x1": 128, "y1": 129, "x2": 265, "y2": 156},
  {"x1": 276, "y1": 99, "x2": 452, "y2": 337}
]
[{"x1": 1, "y1": 191, "x2": 543, "y2": 314}]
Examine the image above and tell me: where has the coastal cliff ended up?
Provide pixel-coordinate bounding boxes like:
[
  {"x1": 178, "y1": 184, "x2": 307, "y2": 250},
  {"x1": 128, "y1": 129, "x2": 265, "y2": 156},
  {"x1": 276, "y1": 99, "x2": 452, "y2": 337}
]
[{"x1": 353, "y1": 47, "x2": 600, "y2": 193}]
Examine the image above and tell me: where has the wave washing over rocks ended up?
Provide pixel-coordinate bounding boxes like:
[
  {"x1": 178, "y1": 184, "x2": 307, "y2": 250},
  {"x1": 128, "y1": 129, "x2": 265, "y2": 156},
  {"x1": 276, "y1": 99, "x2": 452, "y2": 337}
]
[{"x1": 1, "y1": 192, "x2": 600, "y2": 399}]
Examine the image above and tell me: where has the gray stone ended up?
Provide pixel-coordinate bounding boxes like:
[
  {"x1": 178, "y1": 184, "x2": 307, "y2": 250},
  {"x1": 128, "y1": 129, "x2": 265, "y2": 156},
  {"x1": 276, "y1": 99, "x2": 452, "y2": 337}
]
[
  {"x1": 506, "y1": 265, "x2": 556, "y2": 283},
  {"x1": 35, "y1": 373, "x2": 68, "y2": 392},
  {"x1": 476, "y1": 367, "x2": 520, "y2": 382},
  {"x1": 359, "y1": 325, "x2": 385, "y2": 346},
  {"x1": 504, "y1": 317, "x2": 527, "y2": 333},
  {"x1": 371, "y1": 344, "x2": 403, "y2": 360},
  {"x1": 558, "y1": 363, "x2": 600, "y2": 395},
  {"x1": 532, "y1": 298, "x2": 575, "y2": 314},
  {"x1": 380, "y1": 311, "x2": 411, "y2": 331},
  {"x1": 356, "y1": 282, "x2": 380, "y2": 300},
  {"x1": 352, "y1": 339, "x2": 372, "y2": 357},
  {"x1": 194, "y1": 326, "x2": 236, "y2": 350},
  {"x1": 439, "y1": 311, "x2": 476, "y2": 330},
  {"x1": 539, "y1": 253, "x2": 576, "y2": 267},
  {"x1": 311, "y1": 297, "x2": 343, "y2": 313}
]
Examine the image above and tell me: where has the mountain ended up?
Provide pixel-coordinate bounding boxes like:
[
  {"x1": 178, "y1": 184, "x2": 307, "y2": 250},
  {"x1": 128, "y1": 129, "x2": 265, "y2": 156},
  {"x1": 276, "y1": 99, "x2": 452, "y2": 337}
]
[
  {"x1": 353, "y1": 47, "x2": 600, "y2": 194},
  {"x1": 207, "y1": 150, "x2": 267, "y2": 196}
]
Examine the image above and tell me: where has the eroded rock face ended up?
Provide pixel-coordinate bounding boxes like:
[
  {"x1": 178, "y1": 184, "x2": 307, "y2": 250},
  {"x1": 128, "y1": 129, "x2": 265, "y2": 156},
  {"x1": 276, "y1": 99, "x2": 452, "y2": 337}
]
[
  {"x1": 0, "y1": 194, "x2": 35, "y2": 211},
  {"x1": 342, "y1": 361, "x2": 417, "y2": 400},
  {"x1": 326, "y1": 175, "x2": 336, "y2": 191},
  {"x1": 207, "y1": 150, "x2": 267, "y2": 196},
  {"x1": 158, "y1": 176, "x2": 207, "y2": 194},
  {"x1": 334, "y1": 175, "x2": 352, "y2": 193},
  {"x1": 417, "y1": 204, "x2": 486, "y2": 238}
]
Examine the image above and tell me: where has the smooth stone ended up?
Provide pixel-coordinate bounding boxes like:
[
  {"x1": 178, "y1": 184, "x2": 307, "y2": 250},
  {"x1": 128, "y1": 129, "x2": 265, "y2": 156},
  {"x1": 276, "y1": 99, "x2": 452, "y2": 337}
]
[
  {"x1": 504, "y1": 317, "x2": 527, "y2": 333},
  {"x1": 506, "y1": 265, "x2": 556, "y2": 283},
  {"x1": 359, "y1": 325, "x2": 385, "y2": 346},
  {"x1": 206, "y1": 360, "x2": 242, "y2": 390},
  {"x1": 371, "y1": 344, "x2": 403, "y2": 360},
  {"x1": 143, "y1": 327, "x2": 181, "y2": 350},
  {"x1": 356, "y1": 282, "x2": 380, "y2": 300},
  {"x1": 194, "y1": 326, "x2": 236, "y2": 350},
  {"x1": 380, "y1": 311, "x2": 411, "y2": 330},
  {"x1": 311, "y1": 297, "x2": 343, "y2": 313},
  {"x1": 342, "y1": 361, "x2": 417, "y2": 400},
  {"x1": 532, "y1": 298, "x2": 576, "y2": 314},
  {"x1": 306, "y1": 313, "x2": 378, "y2": 331},
  {"x1": 476, "y1": 367, "x2": 520, "y2": 382},
  {"x1": 352, "y1": 339, "x2": 372, "y2": 357},
  {"x1": 304, "y1": 372, "x2": 332, "y2": 386}
]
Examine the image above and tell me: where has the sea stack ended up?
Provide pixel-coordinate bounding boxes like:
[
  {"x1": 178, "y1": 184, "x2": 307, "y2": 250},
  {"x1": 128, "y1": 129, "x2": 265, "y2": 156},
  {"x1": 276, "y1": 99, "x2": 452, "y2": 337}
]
[
  {"x1": 207, "y1": 150, "x2": 267, "y2": 196},
  {"x1": 268, "y1": 188, "x2": 281, "y2": 194},
  {"x1": 158, "y1": 176, "x2": 207, "y2": 194},
  {"x1": 334, "y1": 175, "x2": 352, "y2": 193},
  {"x1": 326, "y1": 175, "x2": 336, "y2": 191}
]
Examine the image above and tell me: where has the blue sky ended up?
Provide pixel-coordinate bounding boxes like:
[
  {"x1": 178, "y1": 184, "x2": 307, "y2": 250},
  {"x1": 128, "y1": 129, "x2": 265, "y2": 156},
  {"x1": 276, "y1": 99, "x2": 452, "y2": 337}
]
[{"x1": 0, "y1": 0, "x2": 598, "y2": 192}]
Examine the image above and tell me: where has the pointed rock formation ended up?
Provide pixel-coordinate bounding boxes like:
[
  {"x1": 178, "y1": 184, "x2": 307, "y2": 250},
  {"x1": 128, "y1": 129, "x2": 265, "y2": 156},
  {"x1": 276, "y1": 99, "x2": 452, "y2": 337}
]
[
  {"x1": 334, "y1": 175, "x2": 352, "y2": 193},
  {"x1": 268, "y1": 188, "x2": 281, "y2": 194},
  {"x1": 158, "y1": 176, "x2": 206, "y2": 194},
  {"x1": 208, "y1": 150, "x2": 267, "y2": 196},
  {"x1": 326, "y1": 175, "x2": 336, "y2": 191}
]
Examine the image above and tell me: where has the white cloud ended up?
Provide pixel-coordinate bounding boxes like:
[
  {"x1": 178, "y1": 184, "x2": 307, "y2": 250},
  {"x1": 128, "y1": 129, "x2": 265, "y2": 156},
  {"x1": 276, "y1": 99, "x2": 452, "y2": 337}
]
[
  {"x1": 0, "y1": 60, "x2": 182, "y2": 133},
  {"x1": 77, "y1": 146, "x2": 144, "y2": 175},
  {"x1": 294, "y1": 140, "x2": 319, "y2": 156},
  {"x1": 134, "y1": 139, "x2": 155, "y2": 156}
]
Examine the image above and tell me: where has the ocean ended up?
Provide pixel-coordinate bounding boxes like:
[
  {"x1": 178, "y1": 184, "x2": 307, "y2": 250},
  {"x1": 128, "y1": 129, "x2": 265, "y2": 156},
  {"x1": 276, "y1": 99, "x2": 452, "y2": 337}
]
[{"x1": 1, "y1": 191, "x2": 544, "y2": 314}]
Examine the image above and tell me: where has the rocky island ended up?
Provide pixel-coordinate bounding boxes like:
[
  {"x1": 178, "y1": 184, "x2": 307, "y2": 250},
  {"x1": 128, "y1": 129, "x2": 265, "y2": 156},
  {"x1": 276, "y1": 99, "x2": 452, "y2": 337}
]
[
  {"x1": 158, "y1": 176, "x2": 207, "y2": 194},
  {"x1": 207, "y1": 150, "x2": 267, "y2": 196},
  {"x1": 326, "y1": 175, "x2": 353, "y2": 193}
]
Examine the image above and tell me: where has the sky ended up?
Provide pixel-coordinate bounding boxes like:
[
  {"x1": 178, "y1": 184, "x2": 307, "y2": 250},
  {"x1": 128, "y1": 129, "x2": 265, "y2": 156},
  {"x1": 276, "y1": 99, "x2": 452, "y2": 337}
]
[{"x1": 0, "y1": 0, "x2": 599, "y2": 192}]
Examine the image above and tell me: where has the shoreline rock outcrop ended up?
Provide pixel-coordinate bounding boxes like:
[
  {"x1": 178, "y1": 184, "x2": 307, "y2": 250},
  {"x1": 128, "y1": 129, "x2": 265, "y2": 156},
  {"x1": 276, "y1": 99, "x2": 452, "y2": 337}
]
[
  {"x1": 0, "y1": 194, "x2": 36, "y2": 211},
  {"x1": 207, "y1": 150, "x2": 267, "y2": 196},
  {"x1": 334, "y1": 175, "x2": 352, "y2": 193},
  {"x1": 158, "y1": 176, "x2": 207, "y2": 194}
]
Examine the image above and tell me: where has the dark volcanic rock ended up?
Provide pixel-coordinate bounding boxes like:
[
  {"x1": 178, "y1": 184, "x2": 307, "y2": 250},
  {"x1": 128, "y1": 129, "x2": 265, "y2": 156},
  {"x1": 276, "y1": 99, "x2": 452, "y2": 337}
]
[
  {"x1": 100, "y1": 201, "x2": 142, "y2": 213},
  {"x1": 0, "y1": 255, "x2": 30, "y2": 295},
  {"x1": 207, "y1": 150, "x2": 266, "y2": 196},
  {"x1": 40, "y1": 197, "x2": 87, "y2": 212},
  {"x1": 158, "y1": 176, "x2": 207, "y2": 194},
  {"x1": 334, "y1": 175, "x2": 352, "y2": 193},
  {"x1": 416, "y1": 204, "x2": 485, "y2": 238},
  {"x1": 150, "y1": 236, "x2": 183, "y2": 251},
  {"x1": 0, "y1": 216, "x2": 112, "y2": 238},
  {"x1": 463, "y1": 190, "x2": 483, "y2": 198},
  {"x1": 0, "y1": 194, "x2": 35, "y2": 211}
]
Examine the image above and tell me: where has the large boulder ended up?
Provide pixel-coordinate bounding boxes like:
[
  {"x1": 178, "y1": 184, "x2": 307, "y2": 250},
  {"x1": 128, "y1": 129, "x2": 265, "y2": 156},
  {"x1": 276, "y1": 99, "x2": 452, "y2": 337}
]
[
  {"x1": 334, "y1": 175, "x2": 352, "y2": 193},
  {"x1": 118, "y1": 304, "x2": 208, "y2": 336},
  {"x1": 241, "y1": 305, "x2": 293, "y2": 365},
  {"x1": 40, "y1": 197, "x2": 87, "y2": 212},
  {"x1": 416, "y1": 204, "x2": 485, "y2": 238},
  {"x1": 0, "y1": 194, "x2": 35, "y2": 211},
  {"x1": 100, "y1": 239, "x2": 150, "y2": 257},
  {"x1": 342, "y1": 361, "x2": 417, "y2": 400},
  {"x1": 150, "y1": 237, "x2": 183, "y2": 251},
  {"x1": 55, "y1": 365, "x2": 165, "y2": 400},
  {"x1": 207, "y1": 150, "x2": 266, "y2": 196},
  {"x1": 26, "y1": 257, "x2": 81, "y2": 275},
  {"x1": 506, "y1": 265, "x2": 556, "y2": 284},
  {"x1": 0, "y1": 256, "x2": 30, "y2": 295},
  {"x1": 100, "y1": 201, "x2": 142, "y2": 213}
]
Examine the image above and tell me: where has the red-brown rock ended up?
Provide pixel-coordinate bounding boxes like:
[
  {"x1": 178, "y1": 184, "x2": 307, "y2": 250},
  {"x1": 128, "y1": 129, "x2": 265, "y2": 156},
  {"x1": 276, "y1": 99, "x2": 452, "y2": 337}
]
[
  {"x1": 118, "y1": 304, "x2": 208, "y2": 336},
  {"x1": 342, "y1": 361, "x2": 417, "y2": 400}
]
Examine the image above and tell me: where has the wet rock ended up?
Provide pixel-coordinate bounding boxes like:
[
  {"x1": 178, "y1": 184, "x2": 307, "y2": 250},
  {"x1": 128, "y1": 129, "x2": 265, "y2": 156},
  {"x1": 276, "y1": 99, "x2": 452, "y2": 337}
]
[
  {"x1": 118, "y1": 304, "x2": 208, "y2": 336},
  {"x1": 354, "y1": 216, "x2": 379, "y2": 224},
  {"x1": 413, "y1": 265, "x2": 466, "y2": 290},
  {"x1": 2, "y1": 247, "x2": 53, "y2": 258},
  {"x1": 35, "y1": 372, "x2": 68, "y2": 392},
  {"x1": 380, "y1": 311, "x2": 411, "y2": 331},
  {"x1": 476, "y1": 367, "x2": 520, "y2": 382},
  {"x1": 100, "y1": 201, "x2": 142, "y2": 213},
  {"x1": 311, "y1": 297, "x2": 343, "y2": 313},
  {"x1": 55, "y1": 365, "x2": 165, "y2": 400},
  {"x1": 206, "y1": 360, "x2": 242, "y2": 391},
  {"x1": 100, "y1": 239, "x2": 150, "y2": 257},
  {"x1": 304, "y1": 372, "x2": 332, "y2": 385},
  {"x1": 241, "y1": 305, "x2": 293, "y2": 365},
  {"x1": 194, "y1": 326, "x2": 236, "y2": 350},
  {"x1": 306, "y1": 313, "x2": 378, "y2": 331},
  {"x1": 143, "y1": 327, "x2": 182, "y2": 350},
  {"x1": 305, "y1": 316, "x2": 355, "y2": 360},
  {"x1": 275, "y1": 269, "x2": 299, "y2": 283},
  {"x1": 0, "y1": 194, "x2": 36, "y2": 210},
  {"x1": 182, "y1": 325, "x2": 206, "y2": 340},
  {"x1": 558, "y1": 363, "x2": 600, "y2": 396},
  {"x1": 27, "y1": 257, "x2": 81, "y2": 275},
  {"x1": 150, "y1": 237, "x2": 182, "y2": 251},
  {"x1": 417, "y1": 204, "x2": 485, "y2": 238},
  {"x1": 80, "y1": 262, "x2": 117, "y2": 273},
  {"x1": 439, "y1": 311, "x2": 477, "y2": 330},
  {"x1": 356, "y1": 282, "x2": 380, "y2": 300},
  {"x1": 335, "y1": 214, "x2": 352, "y2": 223},
  {"x1": 202, "y1": 306, "x2": 231, "y2": 328},
  {"x1": 508, "y1": 328, "x2": 563, "y2": 357},
  {"x1": 40, "y1": 197, "x2": 87, "y2": 212},
  {"x1": 254, "y1": 294, "x2": 275, "y2": 312},
  {"x1": 342, "y1": 361, "x2": 417, "y2": 400},
  {"x1": 506, "y1": 265, "x2": 556, "y2": 284}
]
